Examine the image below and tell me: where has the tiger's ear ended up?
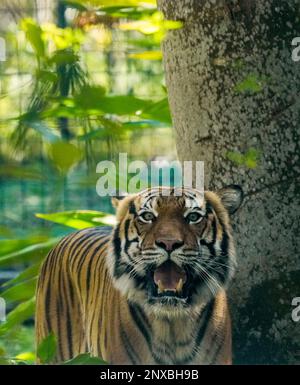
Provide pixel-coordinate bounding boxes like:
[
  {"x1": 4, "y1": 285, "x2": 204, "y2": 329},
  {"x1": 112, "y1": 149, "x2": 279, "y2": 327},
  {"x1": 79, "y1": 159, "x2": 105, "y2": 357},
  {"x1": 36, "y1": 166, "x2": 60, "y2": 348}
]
[
  {"x1": 111, "y1": 194, "x2": 127, "y2": 210},
  {"x1": 217, "y1": 185, "x2": 244, "y2": 215},
  {"x1": 111, "y1": 197, "x2": 120, "y2": 209}
]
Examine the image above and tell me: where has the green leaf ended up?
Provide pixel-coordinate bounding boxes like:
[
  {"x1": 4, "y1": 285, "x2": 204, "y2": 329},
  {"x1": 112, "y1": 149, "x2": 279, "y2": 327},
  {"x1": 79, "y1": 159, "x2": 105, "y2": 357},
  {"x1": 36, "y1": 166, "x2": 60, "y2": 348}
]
[
  {"x1": 47, "y1": 141, "x2": 82, "y2": 173},
  {"x1": 57, "y1": 93, "x2": 170, "y2": 123},
  {"x1": 15, "y1": 352, "x2": 36, "y2": 364},
  {"x1": 75, "y1": 87, "x2": 151, "y2": 115},
  {"x1": 63, "y1": 353, "x2": 107, "y2": 365},
  {"x1": 226, "y1": 148, "x2": 260, "y2": 169},
  {"x1": 129, "y1": 50, "x2": 162, "y2": 60},
  {"x1": 244, "y1": 148, "x2": 261, "y2": 169},
  {"x1": 226, "y1": 151, "x2": 244, "y2": 166},
  {"x1": 48, "y1": 50, "x2": 79, "y2": 65},
  {"x1": 122, "y1": 119, "x2": 165, "y2": 130},
  {"x1": 119, "y1": 11, "x2": 182, "y2": 36},
  {"x1": 37, "y1": 333, "x2": 57, "y2": 364},
  {"x1": 36, "y1": 210, "x2": 116, "y2": 229},
  {"x1": 0, "y1": 237, "x2": 48, "y2": 257},
  {"x1": 140, "y1": 97, "x2": 172, "y2": 124},
  {"x1": 21, "y1": 18, "x2": 45, "y2": 58},
  {"x1": 2, "y1": 263, "x2": 42, "y2": 288},
  {"x1": 0, "y1": 357, "x2": 13, "y2": 365},
  {"x1": 98, "y1": 5, "x2": 156, "y2": 20},
  {"x1": 77, "y1": 128, "x2": 111, "y2": 141},
  {"x1": 98, "y1": 95, "x2": 150, "y2": 115},
  {"x1": 78, "y1": 118, "x2": 166, "y2": 142},
  {"x1": 0, "y1": 165, "x2": 44, "y2": 181},
  {"x1": 0, "y1": 238, "x2": 58, "y2": 267},
  {"x1": 0, "y1": 298, "x2": 35, "y2": 336},
  {"x1": 235, "y1": 74, "x2": 265, "y2": 93},
  {"x1": 36, "y1": 70, "x2": 58, "y2": 83},
  {"x1": 74, "y1": 86, "x2": 106, "y2": 110},
  {"x1": 1, "y1": 278, "x2": 37, "y2": 303}
]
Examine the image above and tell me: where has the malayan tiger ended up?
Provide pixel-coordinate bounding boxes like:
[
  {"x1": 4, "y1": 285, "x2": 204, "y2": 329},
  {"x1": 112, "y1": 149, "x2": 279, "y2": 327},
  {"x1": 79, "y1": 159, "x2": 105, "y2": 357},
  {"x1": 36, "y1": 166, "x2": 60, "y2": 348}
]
[{"x1": 35, "y1": 185, "x2": 243, "y2": 364}]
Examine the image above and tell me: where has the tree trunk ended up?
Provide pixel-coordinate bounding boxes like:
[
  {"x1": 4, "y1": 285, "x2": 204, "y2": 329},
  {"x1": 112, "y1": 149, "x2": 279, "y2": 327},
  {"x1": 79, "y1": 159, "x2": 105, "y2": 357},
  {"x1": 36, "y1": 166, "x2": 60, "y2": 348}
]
[{"x1": 158, "y1": 0, "x2": 300, "y2": 364}]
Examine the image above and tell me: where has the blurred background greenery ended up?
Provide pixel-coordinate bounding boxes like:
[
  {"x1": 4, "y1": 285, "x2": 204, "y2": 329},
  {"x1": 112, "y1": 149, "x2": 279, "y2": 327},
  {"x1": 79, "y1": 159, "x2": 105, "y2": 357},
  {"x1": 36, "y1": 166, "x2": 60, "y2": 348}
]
[{"x1": 0, "y1": 0, "x2": 179, "y2": 364}]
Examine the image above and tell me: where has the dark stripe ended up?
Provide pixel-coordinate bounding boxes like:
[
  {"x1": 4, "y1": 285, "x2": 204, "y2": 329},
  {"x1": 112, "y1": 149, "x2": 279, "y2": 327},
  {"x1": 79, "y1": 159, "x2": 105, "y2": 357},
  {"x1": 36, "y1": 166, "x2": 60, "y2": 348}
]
[
  {"x1": 86, "y1": 236, "x2": 110, "y2": 293},
  {"x1": 210, "y1": 329, "x2": 226, "y2": 364},
  {"x1": 42, "y1": 245, "x2": 66, "y2": 336},
  {"x1": 65, "y1": 307, "x2": 73, "y2": 359},
  {"x1": 220, "y1": 231, "x2": 229, "y2": 258},
  {"x1": 91, "y1": 258, "x2": 107, "y2": 355},
  {"x1": 75, "y1": 235, "x2": 106, "y2": 275},
  {"x1": 77, "y1": 238, "x2": 109, "y2": 293},
  {"x1": 66, "y1": 270, "x2": 75, "y2": 307},
  {"x1": 129, "y1": 304, "x2": 152, "y2": 350},
  {"x1": 217, "y1": 231, "x2": 229, "y2": 284},
  {"x1": 175, "y1": 299, "x2": 215, "y2": 364},
  {"x1": 201, "y1": 240, "x2": 216, "y2": 258},
  {"x1": 69, "y1": 229, "x2": 101, "y2": 267},
  {"x1": 211, "y1": 217, "x2": 217, "y2": 243},
  {"x1": 56, "y1": 246, "x2": 71, "y2": 361},
  {"x1": 206, "y1": 202, "x2": 213, "y2": 214},
  {"x1": 44, "y1": 278, "x2": 52, "y2": 332},
  {"x1": 61, "y1": 268, "x2": 73, "y2": 359},
  {"x1": 200, "y1": 216, "x2": 217, "y2": 260},
  {"x1": 129, "y1": 201, "x2": 137, "y2": 215},
  {"x1": 124, "y1": 219, "x2": 133, "y2": 262},
  {"x1": 37, "y1": 247, "x2": 57, "y2": 332},
  {"x1": 119, "y1": 311, "x2": 139, "y2": 364},
  {"x1": 195, "y1": 299, "x2": 215, "y2": 346},
  {"x1": 133, "y1": 221, "x2": 141, "y2": 236},
  {"x1": 112, "y1": 225, "x2": 121, "y2": 276},
  {"x1": 55, "y1": 294, "x2": 64, "y2": 360},
  {"x1": 123, "y1": 219, "x2": 139, "y2": 264},
  {"x1": 70, "y1": 230, "x2": 103, "y2": 271}
]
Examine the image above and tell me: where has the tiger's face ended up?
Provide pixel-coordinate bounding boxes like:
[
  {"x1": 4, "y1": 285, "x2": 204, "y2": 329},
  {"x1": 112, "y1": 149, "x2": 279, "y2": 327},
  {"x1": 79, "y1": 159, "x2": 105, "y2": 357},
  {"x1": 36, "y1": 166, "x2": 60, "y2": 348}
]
[{"x1": 107, "y1": 186, "x2": 243, "y2": 317}]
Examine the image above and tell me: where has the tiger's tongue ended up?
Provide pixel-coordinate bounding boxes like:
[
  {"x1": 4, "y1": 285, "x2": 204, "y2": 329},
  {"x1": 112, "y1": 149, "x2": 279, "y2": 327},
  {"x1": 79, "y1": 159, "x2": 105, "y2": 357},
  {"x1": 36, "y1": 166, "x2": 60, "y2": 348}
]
[{"x1": 153, "y1": 261, "x2": 187, "y2": 290}]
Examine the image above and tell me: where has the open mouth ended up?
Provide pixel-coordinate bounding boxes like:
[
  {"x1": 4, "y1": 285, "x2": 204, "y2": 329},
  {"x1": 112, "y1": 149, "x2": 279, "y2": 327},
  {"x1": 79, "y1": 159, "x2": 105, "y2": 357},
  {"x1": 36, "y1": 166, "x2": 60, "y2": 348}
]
[{"x1": 148, "y1": 260, "x2": 190, "y2": 300}]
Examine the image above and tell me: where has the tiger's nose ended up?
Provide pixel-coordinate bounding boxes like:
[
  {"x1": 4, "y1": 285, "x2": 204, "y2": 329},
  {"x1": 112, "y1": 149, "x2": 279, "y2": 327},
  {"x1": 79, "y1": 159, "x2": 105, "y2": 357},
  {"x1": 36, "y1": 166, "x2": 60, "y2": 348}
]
[{"x1": 155, "y1": 238, "x2": 184, "y2": 252}]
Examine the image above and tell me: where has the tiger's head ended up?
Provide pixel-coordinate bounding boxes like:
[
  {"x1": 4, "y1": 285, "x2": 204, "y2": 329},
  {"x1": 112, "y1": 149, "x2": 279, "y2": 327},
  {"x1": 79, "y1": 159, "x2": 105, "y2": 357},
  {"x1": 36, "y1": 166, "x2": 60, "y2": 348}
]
[{"x1": 107, "y1": 186, "x2": 243, "y2": 317}]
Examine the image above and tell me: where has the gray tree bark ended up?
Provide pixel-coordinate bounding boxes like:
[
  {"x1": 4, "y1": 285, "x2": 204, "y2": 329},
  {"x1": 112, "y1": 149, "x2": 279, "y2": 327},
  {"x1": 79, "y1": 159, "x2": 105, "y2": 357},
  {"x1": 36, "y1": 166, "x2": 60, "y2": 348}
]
[{"x1": 158, "y1": 0, "x2": 300, "y2": 364}]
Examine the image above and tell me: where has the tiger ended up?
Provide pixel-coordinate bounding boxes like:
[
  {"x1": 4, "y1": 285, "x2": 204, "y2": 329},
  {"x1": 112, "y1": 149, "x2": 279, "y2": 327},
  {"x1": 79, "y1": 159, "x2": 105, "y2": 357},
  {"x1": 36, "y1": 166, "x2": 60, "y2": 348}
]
[{"x1": 35, "y1": 185, "x2": 243, "y2": 365}]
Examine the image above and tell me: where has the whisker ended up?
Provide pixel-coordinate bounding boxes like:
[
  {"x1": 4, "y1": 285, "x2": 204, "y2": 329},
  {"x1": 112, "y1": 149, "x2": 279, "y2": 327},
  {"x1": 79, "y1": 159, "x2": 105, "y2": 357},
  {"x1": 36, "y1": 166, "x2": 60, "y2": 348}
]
[
  {"x1": 203, "y1": 260, "x2": 235, "y2": 272},
  {"x1": 188, "y1": 259, "x2": 223, "y2": 295}
]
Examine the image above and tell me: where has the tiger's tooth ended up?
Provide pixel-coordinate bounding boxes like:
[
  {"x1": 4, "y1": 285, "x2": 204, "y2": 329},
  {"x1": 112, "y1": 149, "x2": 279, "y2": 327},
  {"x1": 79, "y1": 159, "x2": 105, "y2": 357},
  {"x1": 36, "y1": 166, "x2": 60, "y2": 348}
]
[
  {"x1": 157, "y1": 280, "x2": 164, "y2": 293},
  {"x1": 176, "y1": 278, "x2": 183, "y2": 293}
]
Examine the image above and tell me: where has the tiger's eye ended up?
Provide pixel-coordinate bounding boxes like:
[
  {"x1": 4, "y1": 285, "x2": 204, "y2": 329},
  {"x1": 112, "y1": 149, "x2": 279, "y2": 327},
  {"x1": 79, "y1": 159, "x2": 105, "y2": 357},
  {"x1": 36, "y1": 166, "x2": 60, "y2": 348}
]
[
  {"x1": 186, "y1": 212, "x2": 202, "y2": 223},
  {"x1": 140, "y1": 212, "x2": 155, "y2": 222}
]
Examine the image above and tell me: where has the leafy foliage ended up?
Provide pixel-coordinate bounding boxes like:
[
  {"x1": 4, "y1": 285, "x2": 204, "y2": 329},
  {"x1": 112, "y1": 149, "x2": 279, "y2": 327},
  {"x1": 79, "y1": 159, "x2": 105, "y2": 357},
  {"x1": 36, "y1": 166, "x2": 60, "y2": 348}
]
[
  {"x1": 63, "y1": 353, "x2": 107, "y2": 365},
  {"x1": 21, "y1": 19, "x2": 45, "y2": 59},
  {"x1": 0, "y1": 238, "x2": 59, "y2": 268},
  {"x1": 0, "y1": 298, "x2": 36, "y2": 337},
  {"x1": 227, "y1": 148, "x2": 261, "y2": 169},
  {"x1": 36, "y1": 210, "x2": 116, "y2": 228},
  {"x1": 0, "y1": 0, "x2": 177, "y2": 365},
  {"x1": 11, "y1": 2, "x2": 177, "y2": 157},
  {"x1": 47, "y1": 141, "x2": 83, "y2": 174},
  {"x1": 36, "y1": 333, "x2": 57, "y2": 364},
  {"x1": 235, "y1": 74, "x2": 266, "y2": 93}
]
